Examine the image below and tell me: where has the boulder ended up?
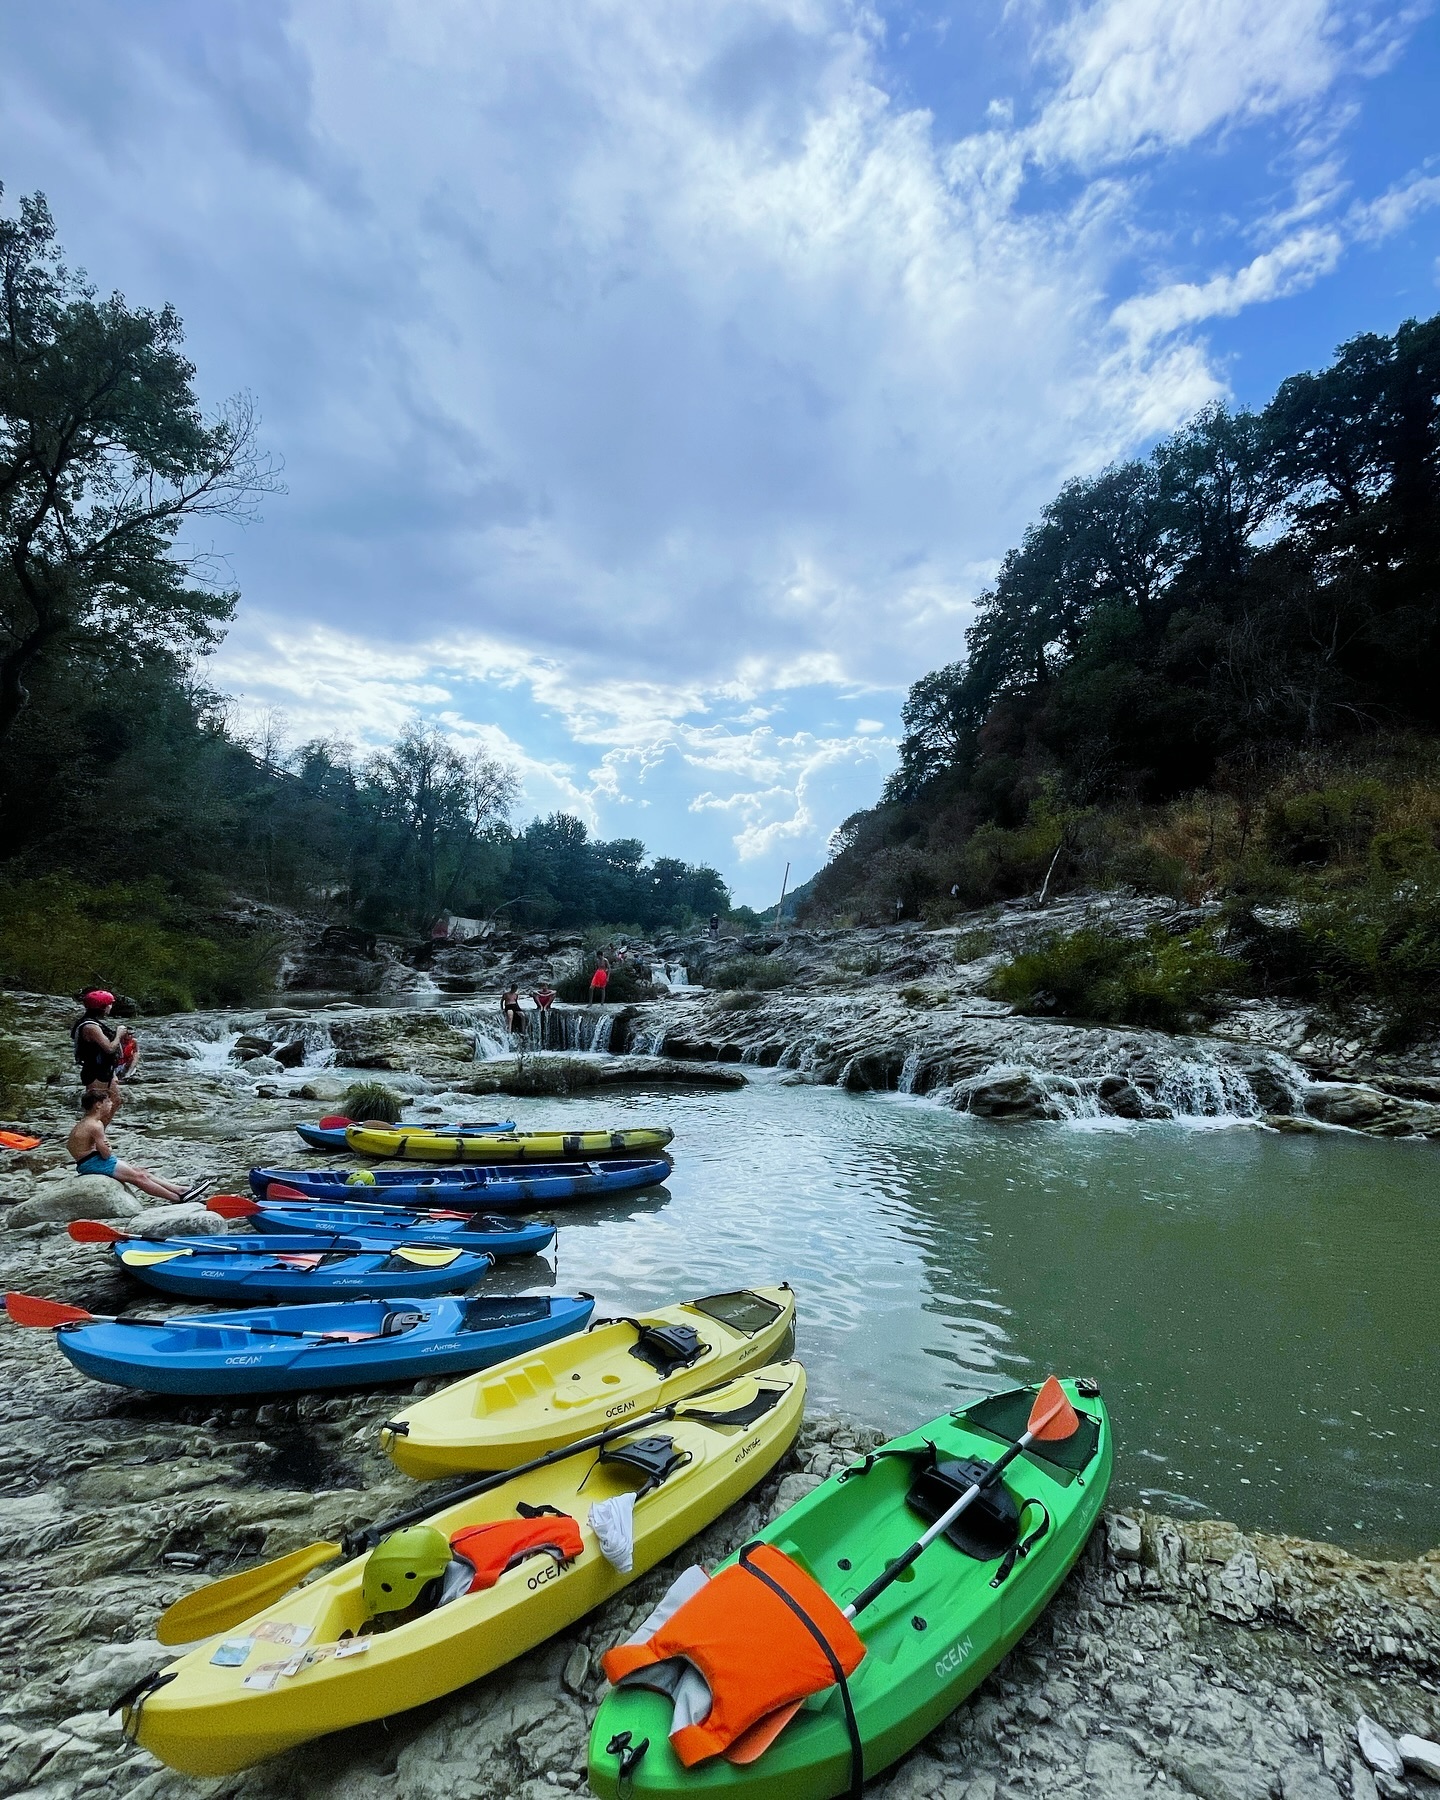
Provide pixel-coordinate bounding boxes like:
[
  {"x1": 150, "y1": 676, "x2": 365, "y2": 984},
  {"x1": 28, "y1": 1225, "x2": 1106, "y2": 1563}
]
[
  {"x1": 1097, "y1": 1074, "x2": 1147, "y2": 1119},
  {"x1": 8, "y1": 1176, "x2": 141, "y2": 1226},
  {"x1": 1355, "y1": 1715, "x2": 1404, "y2": 1780},
  {"x1": 243, "y1": 1054, "x2": 285, "y2": 1076},
  {"x1": 232, "y1": 1033, "x2": 276, "y2": 1059},
  {"x1": 1398, "y1": 1735, "x2": 1440, "y2": 1782},
  {"x1": 272, "y1": 1039, "x2": 308, "y2": 1068},
  {"x1": 1303, "y1": 1084, "x2": 1440, "y2": 1137},
  {"x1": 955, "y1": 1069, "x2": 1069, "y2": 1121},
  {"x1": 130, "y1": 1203, "x2": 225, "y2": 1237},
  {"x1": 296, "y1": 1075, "x2": 349, "y2": 1103}
]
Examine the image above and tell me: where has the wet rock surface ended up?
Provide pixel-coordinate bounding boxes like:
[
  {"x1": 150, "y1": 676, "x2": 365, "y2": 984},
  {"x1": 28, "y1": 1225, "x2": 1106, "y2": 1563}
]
[{"x1": 2, "y1": 909, "x2": 1439, "y2": 1795}]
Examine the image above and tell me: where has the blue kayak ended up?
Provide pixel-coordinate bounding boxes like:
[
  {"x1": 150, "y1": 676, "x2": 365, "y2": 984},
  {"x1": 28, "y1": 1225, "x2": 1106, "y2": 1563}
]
[
  {"x1": 295, "y1": 1119, "x2": 516, "y2": 1152},
  {"x1": 249, "y1": 1155, "x2": 673, "y2": 1212},
  {"x1": 54, "y1": 1292, "x2": 594, "y2": 1397},
  {"x1": 238, "y1": 1203, "x2": 555, "y2": 1257},
  {"x1": 107, "y1": 1233, "x2": 496, "y2": 1302}
]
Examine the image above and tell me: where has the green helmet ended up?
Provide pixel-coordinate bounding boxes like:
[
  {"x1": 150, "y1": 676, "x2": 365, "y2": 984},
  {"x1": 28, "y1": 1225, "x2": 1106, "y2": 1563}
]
[{"x1": 362, "y1": 1526, "x2": 451, "y2": 1616}]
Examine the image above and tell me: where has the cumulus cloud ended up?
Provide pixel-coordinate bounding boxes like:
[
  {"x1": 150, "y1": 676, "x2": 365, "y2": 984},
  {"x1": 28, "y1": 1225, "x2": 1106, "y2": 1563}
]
[{"x1": 0, "y1": 0, "x2": 1432, "y2": 899}]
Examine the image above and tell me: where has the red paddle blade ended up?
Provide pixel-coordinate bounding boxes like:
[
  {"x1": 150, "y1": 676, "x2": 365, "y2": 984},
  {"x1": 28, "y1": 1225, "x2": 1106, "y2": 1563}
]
[
  {"x1": 1027, "y1": 1375, "x2": 1080, "y2": 1442},
  {"x1": 266, "y1": 1183, "x2": 311, "y2": 1201},
  {"x1": 6, "y1": 1292, "x2": 94, "y2": 1327},
  {"x1": 207, "y1": 1195, "x2": 258, "y2": 1218},
  {"x1": 68, "y1": 1219, "x2": 128, "y2": 1244}
]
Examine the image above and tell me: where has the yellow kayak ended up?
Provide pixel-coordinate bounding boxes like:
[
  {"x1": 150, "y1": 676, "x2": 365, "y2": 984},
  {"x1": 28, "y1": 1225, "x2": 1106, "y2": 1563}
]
[
  {"x1": 126, "y1": 1363, "x2": 806, "y2": 1776},
  {"x1": 344, "y1": 1123, "x2": 674, "y2": 1162},
  {"x1": 381, "y1": 1284, "x2": 796, "y2": 1479}
]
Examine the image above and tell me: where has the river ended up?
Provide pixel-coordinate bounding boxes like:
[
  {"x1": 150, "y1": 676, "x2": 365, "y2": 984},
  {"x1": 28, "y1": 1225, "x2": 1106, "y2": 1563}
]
[{"x1": 422, "y1": 1071, "x2": 1440, "y2": 1558}]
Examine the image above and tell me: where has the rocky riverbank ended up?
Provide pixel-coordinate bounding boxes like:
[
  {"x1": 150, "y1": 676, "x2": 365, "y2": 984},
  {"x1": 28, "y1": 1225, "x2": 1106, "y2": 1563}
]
[{"x1": 1, "y1": 910, "x2": 1438, "y2": 1798}]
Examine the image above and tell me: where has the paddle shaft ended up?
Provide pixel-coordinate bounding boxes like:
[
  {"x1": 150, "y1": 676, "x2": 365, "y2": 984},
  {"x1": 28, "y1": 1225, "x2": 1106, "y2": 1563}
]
[
  {"x1": 79, "y1": 1311, "x2": 394, "y2": 1343},
  {"x1": 843, "y1": 1427, "x2": 1037, "y2": 1620},
  {"x1": 347, "y1": 1369, "x2": 757, "y2": 1554},
  {"x1": 107, "y1": 1231, "x2": 458, "y2": 1256}
]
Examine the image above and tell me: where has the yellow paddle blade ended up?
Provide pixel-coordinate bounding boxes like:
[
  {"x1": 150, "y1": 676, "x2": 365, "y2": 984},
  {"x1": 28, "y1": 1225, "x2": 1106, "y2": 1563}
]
[
  {"x1": 156, "y1": 1540, "x2": 343, "y2": 1645},
  {"x1": 118, "y1": 1247, "x2": 191, "y2": 1267},
  {"x1": 393, "y1": 1246, "x2": 463, "y2": 1268}
]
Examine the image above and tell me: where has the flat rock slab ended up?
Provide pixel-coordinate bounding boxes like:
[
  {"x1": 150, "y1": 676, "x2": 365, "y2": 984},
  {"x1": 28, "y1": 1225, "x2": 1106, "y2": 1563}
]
[{"x1": 466, "y1": 1055, "x2": 746, "y2": 1095}]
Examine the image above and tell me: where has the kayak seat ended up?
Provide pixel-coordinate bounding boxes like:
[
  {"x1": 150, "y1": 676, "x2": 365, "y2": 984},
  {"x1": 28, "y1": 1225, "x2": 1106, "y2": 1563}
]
[
  {"x1": 457, "y1": 1297, "x2": 553, "y2": 1333},
  {"x1": 906, "y1": 1455, "x2": 1020, "y2": 1563},
  {"x1": 380, "y1": 1310, "x2": 427, "y2": 1337},
  {"x1": 626, "y1": 1322, "x2": 708, "y2": 1375},
  {"x1": 597, "y1": 1434, "x2": 692, "y2": 1497}
]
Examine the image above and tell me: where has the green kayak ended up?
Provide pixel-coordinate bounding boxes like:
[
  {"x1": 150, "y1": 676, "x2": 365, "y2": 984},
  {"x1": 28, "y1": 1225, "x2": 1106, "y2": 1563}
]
[{"x1": 587, "y1": 1378, "x2": 1112, "y2": 1800}]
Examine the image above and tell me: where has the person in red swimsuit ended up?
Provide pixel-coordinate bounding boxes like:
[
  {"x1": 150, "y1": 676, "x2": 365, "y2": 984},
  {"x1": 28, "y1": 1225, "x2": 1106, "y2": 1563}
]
[{"x1": 589, "y1": 959, "x2": 609, "y2": 1002}]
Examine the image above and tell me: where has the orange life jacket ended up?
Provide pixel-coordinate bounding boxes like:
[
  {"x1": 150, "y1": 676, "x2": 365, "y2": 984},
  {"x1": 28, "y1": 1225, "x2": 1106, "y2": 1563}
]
[
  {"x1": 601, "y1": 1544, "x2": 866, "y2": 1767},
  {"x1": 0, "y1": 1132, "x2": 41, "y2": 1152},
  {"x1": 450, "y1": 1511, "x2": 584, "y2": 1591}
]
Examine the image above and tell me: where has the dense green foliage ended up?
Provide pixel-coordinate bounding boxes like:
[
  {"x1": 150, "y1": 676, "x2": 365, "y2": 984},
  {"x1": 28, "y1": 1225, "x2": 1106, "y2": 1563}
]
[
  {"x1": 0, "y1": 186, "x2": 735, "y2": 1010},
  {"x1": 710, "y1": 954, "x2": 792, "y2": 991},
  {"x1": 553, "y1": 960, "x2": 657, "y2": 1004},
  {"x1": 811, "y1": 314, "x2": 1440, "y2": 929},
  {"x1": 988, "y1": 926, "x2": 1244, "y2": 1032}
]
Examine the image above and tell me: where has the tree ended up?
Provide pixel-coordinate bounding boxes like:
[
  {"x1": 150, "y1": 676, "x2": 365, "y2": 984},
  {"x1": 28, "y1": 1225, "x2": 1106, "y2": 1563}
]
[
  {"x1": 366, "y1": 723, "x2": 519, "y2": 924},
  {"x1": 0, "y1": 186, "x2": 279, "y2": 743}
]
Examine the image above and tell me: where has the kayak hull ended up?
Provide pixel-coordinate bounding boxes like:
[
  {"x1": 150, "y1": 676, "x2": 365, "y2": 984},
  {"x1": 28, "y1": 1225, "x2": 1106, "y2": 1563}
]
[
  {"x1": 383, "y1": 1284, "x2": 796, "y2": 1478},
  {"x1": 110, "y1": 1234, "x2": 496, "y2": 1303},
  {"x1": 238, "y1": 1205, "x2": 555, "y2": 1258},
  {"x1": 128, "y1": 1363, "x2": 807, "y2": 1775},
  {"x1": 344, "y1": 1125, "x2": 674, "y2": 1163},
  {"x1": 250, "y1": 1157, "x2": 673, "y2": 1211},
  {"x1": 587, "y1": 1379, "x2": 1112, "y2": 1800},
  {"x1": 55, "y1": 1294, "x2": 594, "y2": 1397},
  {"x1": 296, "y1": 1121, "x2": 515, "y2": 1152}
]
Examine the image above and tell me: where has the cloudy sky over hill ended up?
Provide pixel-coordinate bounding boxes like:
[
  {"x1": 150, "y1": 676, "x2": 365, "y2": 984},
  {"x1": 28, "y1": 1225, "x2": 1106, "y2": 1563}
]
[{"x1": 3, "y1": 0, "x2": 1437, "y2": 902}]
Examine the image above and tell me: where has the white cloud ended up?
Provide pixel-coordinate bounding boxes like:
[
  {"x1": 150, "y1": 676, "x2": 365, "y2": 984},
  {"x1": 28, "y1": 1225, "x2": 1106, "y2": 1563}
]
[{"x1": 0, "y1": 0, "x2": 1431, "y2": 899}]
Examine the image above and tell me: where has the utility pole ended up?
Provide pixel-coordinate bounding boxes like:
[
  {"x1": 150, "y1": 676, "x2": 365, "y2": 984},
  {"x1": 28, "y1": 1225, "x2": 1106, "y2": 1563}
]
[{"x1": 774, "y1": 861, "x2": 791, "y2": 928}]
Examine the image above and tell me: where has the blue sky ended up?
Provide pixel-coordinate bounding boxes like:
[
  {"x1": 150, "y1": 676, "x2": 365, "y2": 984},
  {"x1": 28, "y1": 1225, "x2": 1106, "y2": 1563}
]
[{"x1": 2, "y1": 2, "x2": 1437, "y2": 905}]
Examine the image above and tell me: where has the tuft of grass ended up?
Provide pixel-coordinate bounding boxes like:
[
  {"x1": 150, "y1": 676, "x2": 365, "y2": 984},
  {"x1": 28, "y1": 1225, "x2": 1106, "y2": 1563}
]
[
  {"x1": 342, "y1": 1080, "x2": 405, "y2": 1123},
  {"x1": 987, "y1": 924, "x2": 1244, "y2": 1033},
  {"x1": 715, "y1": 990, "x2": 765, "y2": 1012},
  {"x1": 710, "y1": 955, "x2": 791, "y2": 992}
]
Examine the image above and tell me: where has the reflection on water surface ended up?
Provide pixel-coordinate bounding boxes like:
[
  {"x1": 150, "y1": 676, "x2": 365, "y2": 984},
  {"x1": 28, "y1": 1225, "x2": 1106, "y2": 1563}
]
[{"x1": 442, "y1": 1074, "x2": 1439, "y2": 1556}]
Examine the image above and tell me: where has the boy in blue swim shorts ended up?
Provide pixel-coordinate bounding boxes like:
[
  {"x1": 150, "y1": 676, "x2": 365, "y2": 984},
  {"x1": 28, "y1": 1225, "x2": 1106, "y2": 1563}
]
[{"x1": 66, "y1": 1091, "x2": 191, "y2": 1201}]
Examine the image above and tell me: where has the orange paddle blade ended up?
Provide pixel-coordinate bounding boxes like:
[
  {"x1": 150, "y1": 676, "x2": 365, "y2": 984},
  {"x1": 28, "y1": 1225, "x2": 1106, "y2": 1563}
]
[
  {"x1": 68, "y1": 1219, "x2": 128, "y2": 1244},
  {"x1": 1027, "y1": 1375, "x2": 1080, "y2": 1442},
  {"x1": 207, "y1": 1195, "x2": 258, "y2": 1218},
  {"x1": 6, "y1": 1291, "x2": 95, "y2": 1327},
  {"x1": 266, "y1": 1182, "x2": 311, "y2": 1200},
  {"x1": 725, "y1": 1699, "x2": 805, "y2": 1765}
]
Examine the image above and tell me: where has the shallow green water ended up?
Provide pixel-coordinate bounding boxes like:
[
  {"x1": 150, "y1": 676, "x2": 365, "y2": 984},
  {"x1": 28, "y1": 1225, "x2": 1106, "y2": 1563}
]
[{"x1": 451, "y1": 1075, "x2": 1440, "y2": 1556}]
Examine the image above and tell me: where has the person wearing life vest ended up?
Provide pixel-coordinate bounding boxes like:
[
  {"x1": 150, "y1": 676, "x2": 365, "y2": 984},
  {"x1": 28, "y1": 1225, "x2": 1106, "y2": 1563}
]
[{"x1": 71, "y1": 989, "x2": 134, "y2": 1102}]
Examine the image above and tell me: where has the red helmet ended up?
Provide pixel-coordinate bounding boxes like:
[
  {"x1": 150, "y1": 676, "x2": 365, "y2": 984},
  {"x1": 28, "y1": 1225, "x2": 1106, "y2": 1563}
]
[{"x1": 81, "y1": 989, "x2": 115, "y2": 1009}]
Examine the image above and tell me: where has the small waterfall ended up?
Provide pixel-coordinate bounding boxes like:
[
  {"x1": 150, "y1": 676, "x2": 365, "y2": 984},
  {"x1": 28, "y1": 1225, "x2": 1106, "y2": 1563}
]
[
  {"x1": 589, "y1": 1012, "x2": 615, "y2": 1053},
  {"x1": 294, "y1": 1019, "x2": 338, "y2": 1067},
  {"x1": 181, "y1": 1027, "x2": 242, "y2": 1070},
  {"x1": 896, "y1": 1048, "x2": 923, "y2": 1094},
  {"x1": 651, "y1": 963, "x2": 695, "y2": 993},
  {"x1": 633, "y1": 1022, "x2": 669, "y2": 1056},
  {"x1": 1155, "y1": 1058, "x2": 1260, "y2": 1119},
  {"x1": 440, "y1": 1001, "x2": 514, "y2": 1061}
]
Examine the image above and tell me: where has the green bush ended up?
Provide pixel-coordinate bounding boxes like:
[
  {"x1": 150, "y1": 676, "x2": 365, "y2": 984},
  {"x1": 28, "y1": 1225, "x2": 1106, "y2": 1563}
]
[
  {"x1": 342, "y1": 1081, "x2": 405, "y2": 1123},
  {"x1": 711, "y1": 955, "x2": 791, "y2": 991},
  {"x1": 988, "y1": 925, "x2": 1243, "y2": 1032},
  {"x1": 0, "y1": 874, "x2": 282, "y2": 1012},
  {"x1": 1264, "y1": 781, "x2": 1388, "y2": 868},
  {"x1": 951, "y1": 928, "x2": 996, "y2": 963},
  {"x1": 553, "y1": 961, "x2": 657, "y2": 1004}
]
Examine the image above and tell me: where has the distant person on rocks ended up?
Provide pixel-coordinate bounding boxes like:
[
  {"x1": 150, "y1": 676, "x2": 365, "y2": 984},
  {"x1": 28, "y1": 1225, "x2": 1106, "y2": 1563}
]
[
  {"x1": 71, "y1": 989, "x2": 134, "y2": 1101},
  {"x1": 66, "y1": 1091, "x2": 191, "y2": 1200},
  {"x1": 589, "y1": 959, "x2": 610, "y2": 1003},
  {"x1": 708, "y1": 914, "x2": 720, "y2": 940},
  {"x1": 500, "y1": 986, "x2": 524, "y2": 1034}
]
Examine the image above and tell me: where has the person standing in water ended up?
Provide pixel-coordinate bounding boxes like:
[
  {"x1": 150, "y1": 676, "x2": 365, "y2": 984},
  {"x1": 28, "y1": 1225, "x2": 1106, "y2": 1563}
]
[
  {"x1": 66, "y1": 1091, "x2": 192, "y2": 1201},
  {"x1": 71, "y1": 989, "x2": 134, "y2": 1101}
]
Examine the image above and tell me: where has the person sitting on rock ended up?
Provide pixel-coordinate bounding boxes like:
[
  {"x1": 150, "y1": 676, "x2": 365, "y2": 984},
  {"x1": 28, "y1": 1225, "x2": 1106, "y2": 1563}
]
[
  {"x1": 71, "y1": 989, "x2": 135, "y2": 1101},
  {"x1": 500, "y1": 986, "x2": 524, "y2": 1034},
  {"x1": 533, "y1": 983, "x2": 555, "y2": 1012},
  {"x1": 65, "y1": 1091, "x2": 191, "y2": 1201}
]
